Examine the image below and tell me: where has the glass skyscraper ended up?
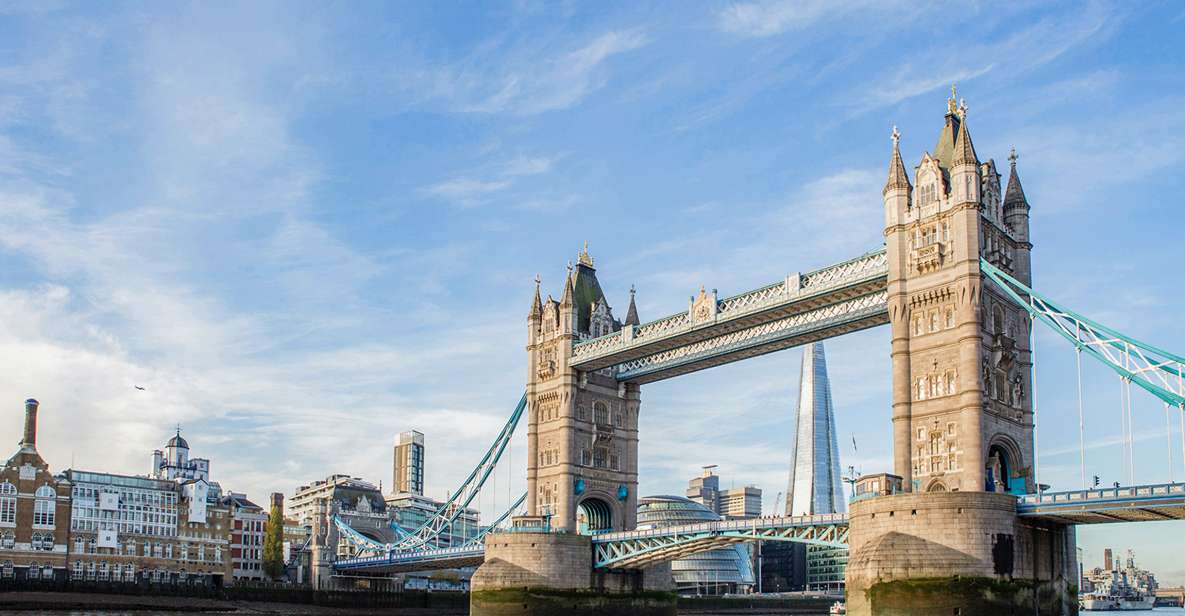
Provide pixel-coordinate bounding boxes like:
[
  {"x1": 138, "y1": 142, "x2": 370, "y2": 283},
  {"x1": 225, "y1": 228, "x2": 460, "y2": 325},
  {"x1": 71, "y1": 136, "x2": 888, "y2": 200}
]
[{"x1": 784, "y1": 342, "x2": 847, "y2": 592}]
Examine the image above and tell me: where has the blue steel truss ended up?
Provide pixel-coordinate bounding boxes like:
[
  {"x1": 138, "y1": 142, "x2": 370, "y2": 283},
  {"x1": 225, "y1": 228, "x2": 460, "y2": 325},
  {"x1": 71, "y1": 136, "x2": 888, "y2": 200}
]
[
  {"x1": 981, "y1": 259, "x2": 1185, "y2": 409},
  {"x1": 333, "y1": 393, "x2": 527, "y2": 553},
  {"x1": 591, "y1": 514, "x2": 849, "y2": 570},
  {"x1": 334, "y1": 492, "x2": 526, "y2": 569}
]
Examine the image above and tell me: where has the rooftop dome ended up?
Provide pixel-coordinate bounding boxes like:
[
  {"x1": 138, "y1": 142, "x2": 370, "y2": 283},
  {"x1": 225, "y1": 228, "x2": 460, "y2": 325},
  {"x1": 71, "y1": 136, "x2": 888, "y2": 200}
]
[{"x1": 167, "y1": 431, "x2": 189, "y2": 449}]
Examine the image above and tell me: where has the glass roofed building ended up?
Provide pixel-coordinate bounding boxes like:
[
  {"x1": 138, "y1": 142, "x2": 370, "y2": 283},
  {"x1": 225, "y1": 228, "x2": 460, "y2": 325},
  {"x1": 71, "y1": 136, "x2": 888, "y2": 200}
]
[{"x1": 637, "y1": 495, "x2": 755, "y2": 595}]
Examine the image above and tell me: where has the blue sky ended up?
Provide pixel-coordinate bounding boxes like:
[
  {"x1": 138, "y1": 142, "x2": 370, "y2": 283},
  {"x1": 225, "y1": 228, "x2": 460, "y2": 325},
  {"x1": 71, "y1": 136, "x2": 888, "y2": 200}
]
[{"x1": 1, "y1": 0, "x2": 1184, "y2": 583}]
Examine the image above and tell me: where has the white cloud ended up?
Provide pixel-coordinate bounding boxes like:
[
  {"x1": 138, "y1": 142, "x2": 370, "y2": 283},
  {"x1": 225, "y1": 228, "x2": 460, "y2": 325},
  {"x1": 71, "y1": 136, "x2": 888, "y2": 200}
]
[
  {"x1": 717, "y1": 0, "x2": 847, "y2": 38},
  {"x1": 408, "y1": 28, "x2": 650, "y2": 116}
]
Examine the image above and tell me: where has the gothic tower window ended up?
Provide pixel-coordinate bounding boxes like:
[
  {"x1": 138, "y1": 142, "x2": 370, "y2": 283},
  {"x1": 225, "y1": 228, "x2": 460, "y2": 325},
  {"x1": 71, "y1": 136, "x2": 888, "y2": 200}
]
[
  {"x1": 929, "y1": 311, "x2": 939, "y2": 333},
  {"x1": 944, "y1": 307, "x2": 955, "y2": 329},
  {"x1": 593, "y1": 402, "x2": 609, "y2": 426}
]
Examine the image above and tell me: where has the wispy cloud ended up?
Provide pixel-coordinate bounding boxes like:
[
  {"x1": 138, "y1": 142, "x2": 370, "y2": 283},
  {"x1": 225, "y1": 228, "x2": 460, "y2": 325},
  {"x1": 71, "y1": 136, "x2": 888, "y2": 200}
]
[
  {"x1": 410, "y1": 28, "x2": 650, "y2": 116},
  {"x1": 717, "y1": 0, "x2": 869, "y2": 38}
]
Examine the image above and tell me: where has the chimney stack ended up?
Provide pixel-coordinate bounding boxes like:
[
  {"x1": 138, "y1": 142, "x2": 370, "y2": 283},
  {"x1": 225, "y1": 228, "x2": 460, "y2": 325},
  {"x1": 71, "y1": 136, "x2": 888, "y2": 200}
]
[{"x1": 21, "y1": 399, "x2": 39, "y2": 450}]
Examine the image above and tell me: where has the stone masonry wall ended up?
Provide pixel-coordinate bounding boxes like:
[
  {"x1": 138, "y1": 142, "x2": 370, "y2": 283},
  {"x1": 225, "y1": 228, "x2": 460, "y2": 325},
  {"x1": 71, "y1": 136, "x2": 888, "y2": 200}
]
[
  {"x1": 846, "y1": 491, "x2": 1077, "y2": 615},
  {"x1": 471, "y1": 532, "x2": 592, "y2": 591}
]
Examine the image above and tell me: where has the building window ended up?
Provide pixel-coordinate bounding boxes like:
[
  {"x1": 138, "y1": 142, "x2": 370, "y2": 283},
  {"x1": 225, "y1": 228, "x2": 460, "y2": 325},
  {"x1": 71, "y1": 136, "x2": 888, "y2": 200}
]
[
  {"x1": 593, "y1": 402, "x2": 609, "y2": 426},
  {"x1": 71, "y1": 560, "x2": 82, "y2": 579},
  {"x1": 944, "y1": 308, "x2": 954, "y2": 329},
  {"x1": 34, "y1": 498, "x2": 55, "y2": 527},
  {"x1": 0, "y1": 531, "x2": 13, "y2": 549},
  {"x1": 593, "y1": 447, "x2": 608, "y2": 468},
  {"x1": 0, "y1": 482, "x2": 15, "y2": 525},
  {"x1": 27, "y1": 563, "x2": 40, "y2": 580}
]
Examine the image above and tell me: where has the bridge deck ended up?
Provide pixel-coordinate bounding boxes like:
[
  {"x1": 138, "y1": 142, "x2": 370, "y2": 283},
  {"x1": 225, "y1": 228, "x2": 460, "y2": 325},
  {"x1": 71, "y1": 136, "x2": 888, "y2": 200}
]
[
  {"x1": 569, "y1": 249, "x2": 888, "y2": 383},
  {"x1": 1017, "y1": 483, "x2": 1185, "y2": 524},
  {"x1": 331, "y1": 483, "x2": 1185, "y2": 574}
]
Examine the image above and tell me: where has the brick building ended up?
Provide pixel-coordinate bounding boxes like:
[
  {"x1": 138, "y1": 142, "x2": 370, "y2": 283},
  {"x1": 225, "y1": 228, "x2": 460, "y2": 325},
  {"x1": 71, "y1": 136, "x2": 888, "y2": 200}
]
[
  {"x1": 224, "y1": 492, "x2": 266, "y2": 583},
  {"x1": 0, "y1": 399, "x2": 72, "y2": 582}
]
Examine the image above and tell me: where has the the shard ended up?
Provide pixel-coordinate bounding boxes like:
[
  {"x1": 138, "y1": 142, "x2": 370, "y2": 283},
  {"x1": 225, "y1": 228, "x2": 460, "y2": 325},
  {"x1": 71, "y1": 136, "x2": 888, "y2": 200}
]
[{"x1": 784, "y1": 342, "x2": 846, "y2": 516}]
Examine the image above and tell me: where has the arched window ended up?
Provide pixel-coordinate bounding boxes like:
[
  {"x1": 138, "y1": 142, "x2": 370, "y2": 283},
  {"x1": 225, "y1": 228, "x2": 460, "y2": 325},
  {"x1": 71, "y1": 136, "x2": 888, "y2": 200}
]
[
  {"x1": 35, "y1": 485, "x2": 54, "y2": 498},
  {"x1": 944, "y1": 307, "x2": 954, "y2": 329},
  {"x1": 929, "y1": 311, "x2": 939, "y2": 332},
  {"x1": 913, "y1": 317, "x2": 923, "y2": 336},
  {"x1": 27, "y1": 563, "x2": 40, "y2": 580},
  {"x1": 992, "y1": 305, "x2": 1005, "y2": 336},
  {"x1": 0, "y1": 482, "x2": 15, "y2": 526},
  {"x1": 945, "y1": 371, "x2": 956, "y2": 395}
]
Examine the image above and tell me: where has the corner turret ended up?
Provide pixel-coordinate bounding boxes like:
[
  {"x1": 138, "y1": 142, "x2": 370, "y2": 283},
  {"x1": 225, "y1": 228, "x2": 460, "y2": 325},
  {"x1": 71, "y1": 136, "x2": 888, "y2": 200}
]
[
  {"x1": 1003, "y1": 148, "x2": 1033, "y2": 283},
  {"x1": 950, "y1": 100, "x2": 980, "y2": 206},
  {"x1": 883, "y1": 126, "x2": 912, "y2": 228},
  {"x1": 624, "y1": 285, "x2": 640, "y2": 327}
]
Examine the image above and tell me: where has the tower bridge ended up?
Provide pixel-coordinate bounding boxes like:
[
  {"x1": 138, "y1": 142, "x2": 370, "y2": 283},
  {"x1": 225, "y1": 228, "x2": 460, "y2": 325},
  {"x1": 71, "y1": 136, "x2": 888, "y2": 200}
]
[{"x1": 325, "y1": 90, "x2": 1185, "y2": 616}]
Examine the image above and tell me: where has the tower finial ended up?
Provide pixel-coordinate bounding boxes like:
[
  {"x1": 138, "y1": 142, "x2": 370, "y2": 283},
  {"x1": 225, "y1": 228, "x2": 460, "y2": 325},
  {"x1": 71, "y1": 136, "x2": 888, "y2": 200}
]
[
  {"x1": 1008, "y1": 147, "x2": 1018, "y2": 167},
  {"x1": 535, "y1": 273, "x2": 541, "y2": 289},
  {"x1": 958, "y1": 98, "x2": 967, "y2": 119},
  {"x1": 629, "y1": 284, "x2": 635, "y2": 297},
  {"x1": 577, "y1": 241, "x2": 594, "y2": 267},
  {"x1": 891, "y1": 125, "x2": 900, "y2": 148},
  {"x1": 947, "y1": 84, "x2": 958, "y2": 115}
]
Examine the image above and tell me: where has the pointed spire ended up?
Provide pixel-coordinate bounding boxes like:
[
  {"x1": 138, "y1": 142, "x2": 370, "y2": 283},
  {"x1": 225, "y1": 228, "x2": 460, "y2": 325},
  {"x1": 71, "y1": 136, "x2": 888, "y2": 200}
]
[
  {"x1": 529, "y1": 274, "x2": 543, "y2": 318},
  {"x1": 952, "y1": 105, "x2": 978, "y2": 166},
  {"x1": 883, "y1": 125, "x2": 912, "y2": 195},
  {"x1": 1003, "y1": 147, "x2": 1029, "y2": 210},
  {"x1": 559, "y1": 266, "x2": 575, "y2": 308},
  {"x1": 624, "y1": 285, "x2": 639, "y2": 326}
]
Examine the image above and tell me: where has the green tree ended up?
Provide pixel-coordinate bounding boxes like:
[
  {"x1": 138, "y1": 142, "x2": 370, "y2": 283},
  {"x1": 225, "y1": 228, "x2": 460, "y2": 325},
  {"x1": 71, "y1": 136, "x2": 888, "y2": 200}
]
[{"x1": 262, "y1": 503, "x2": 286, "y2": 579}]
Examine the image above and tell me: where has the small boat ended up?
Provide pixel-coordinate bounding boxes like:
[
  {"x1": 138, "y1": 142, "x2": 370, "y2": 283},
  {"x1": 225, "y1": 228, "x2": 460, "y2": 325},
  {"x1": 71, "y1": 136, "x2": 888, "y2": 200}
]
[{"x1": 829, "y1": 601, "x2": 846, "y2": 615}]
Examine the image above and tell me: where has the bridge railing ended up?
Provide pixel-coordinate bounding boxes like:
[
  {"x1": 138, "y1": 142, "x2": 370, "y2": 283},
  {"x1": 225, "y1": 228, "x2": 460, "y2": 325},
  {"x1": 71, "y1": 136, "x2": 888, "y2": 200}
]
[
  {"x1": 1018, "y1": 483, "x2": 1185, "y2": 506},
  {"x1": 336, "y1": 544, "x2": 484, "y2": 567}
]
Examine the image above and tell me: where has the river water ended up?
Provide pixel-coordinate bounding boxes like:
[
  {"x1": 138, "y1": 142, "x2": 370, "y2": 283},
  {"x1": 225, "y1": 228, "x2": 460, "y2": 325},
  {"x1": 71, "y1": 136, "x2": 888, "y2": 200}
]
[{"x1": 3, "y1": 608, "x2": 1184, "y2": 615}]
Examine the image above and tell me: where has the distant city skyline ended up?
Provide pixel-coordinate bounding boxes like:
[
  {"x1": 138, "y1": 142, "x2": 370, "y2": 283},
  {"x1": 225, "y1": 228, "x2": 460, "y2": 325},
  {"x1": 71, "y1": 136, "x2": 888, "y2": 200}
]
[{"x1": 1, "y1": 1, "x2": 1184, "y2": 585}]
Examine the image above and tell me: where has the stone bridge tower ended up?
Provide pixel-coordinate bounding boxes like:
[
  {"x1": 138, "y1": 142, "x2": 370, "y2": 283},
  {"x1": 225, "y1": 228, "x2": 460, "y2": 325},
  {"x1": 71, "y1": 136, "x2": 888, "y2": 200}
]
[
  {"x1": 526, "y1": 246, "x2": 641, "y2": 533},
  {"x1": 883, "y1": 87, "x2": 1035, "y2": 494}
]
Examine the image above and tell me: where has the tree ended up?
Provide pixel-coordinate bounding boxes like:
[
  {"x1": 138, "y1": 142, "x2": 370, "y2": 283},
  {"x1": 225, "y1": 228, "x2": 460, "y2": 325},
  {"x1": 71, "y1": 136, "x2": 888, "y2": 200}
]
[{"x1": 262, "y1": 503, "x2": 286, "y2": 579}]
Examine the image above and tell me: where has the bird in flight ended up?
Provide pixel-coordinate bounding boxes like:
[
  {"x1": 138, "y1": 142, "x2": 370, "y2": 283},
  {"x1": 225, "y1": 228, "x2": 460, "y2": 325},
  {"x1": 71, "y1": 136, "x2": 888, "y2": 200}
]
[{"x1": 134, "y1": 385, "x2": 146, "y2": 391}]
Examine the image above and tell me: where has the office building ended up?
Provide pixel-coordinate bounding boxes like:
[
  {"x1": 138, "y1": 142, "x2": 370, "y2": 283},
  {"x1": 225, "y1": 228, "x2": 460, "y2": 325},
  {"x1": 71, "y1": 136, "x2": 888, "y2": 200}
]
[
  {"x1": 637, "y1": 495, "x2": 755, "y2": 595},
  {"x1": 224, "y1": 492, "x2": 267, "y2": 582},
  {"x1": 393, "y1": 431, "x2": 425, "y2": 496},
  {"x1": 784, "y1": 342, "x2": 847, "y2": 592}
]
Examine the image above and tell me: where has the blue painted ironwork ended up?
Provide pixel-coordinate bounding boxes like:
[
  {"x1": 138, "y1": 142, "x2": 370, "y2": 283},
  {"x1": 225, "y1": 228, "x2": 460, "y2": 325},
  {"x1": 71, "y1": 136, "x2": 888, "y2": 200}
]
[
  {"x1": 1017, "y1": 482, "x2": 1185, "y2": 524},
  {"x1": 333, "y1": 393, "x2": 527, "y2": 553},
  {"x1": 591, "y1": 514, "x2": 849, "y2": 570},
  {"x1": 334, "y1": 492, "x2": 526, "y2": 571},
  {"x1": 981, "y1": 259, "x2": 1185, "y2": 408}
]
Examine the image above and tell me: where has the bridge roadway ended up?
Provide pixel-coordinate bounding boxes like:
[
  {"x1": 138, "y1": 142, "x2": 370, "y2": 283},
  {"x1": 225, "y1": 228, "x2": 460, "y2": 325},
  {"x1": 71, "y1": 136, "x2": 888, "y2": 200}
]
[
  {"x1": 569, "y1": 248, "x2": 888, "y2": 383},
  {"x1": 332, "y1": 485, "x2": 1185, "y2": 574}
]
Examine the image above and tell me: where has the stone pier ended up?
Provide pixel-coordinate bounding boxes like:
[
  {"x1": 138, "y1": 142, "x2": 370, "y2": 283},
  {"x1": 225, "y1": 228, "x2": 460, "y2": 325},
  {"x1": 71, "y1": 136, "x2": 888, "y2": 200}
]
[
  {"x1": 470, "y1": 531, "x2": 675, "y2": 616},
  {"x1": 845, "y1": 491, "x2": 1077, "y2": 616}
]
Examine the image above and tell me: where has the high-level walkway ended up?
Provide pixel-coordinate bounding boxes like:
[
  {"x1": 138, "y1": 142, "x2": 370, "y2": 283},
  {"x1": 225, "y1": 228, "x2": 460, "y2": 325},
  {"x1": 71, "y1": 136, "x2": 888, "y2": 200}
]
[
  {"x1": 332, "y1": 482, "x2": 1185, "y2": 574},
  {"x1": 569, "y1": 249, "x2": 888, "y2": 383}
]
